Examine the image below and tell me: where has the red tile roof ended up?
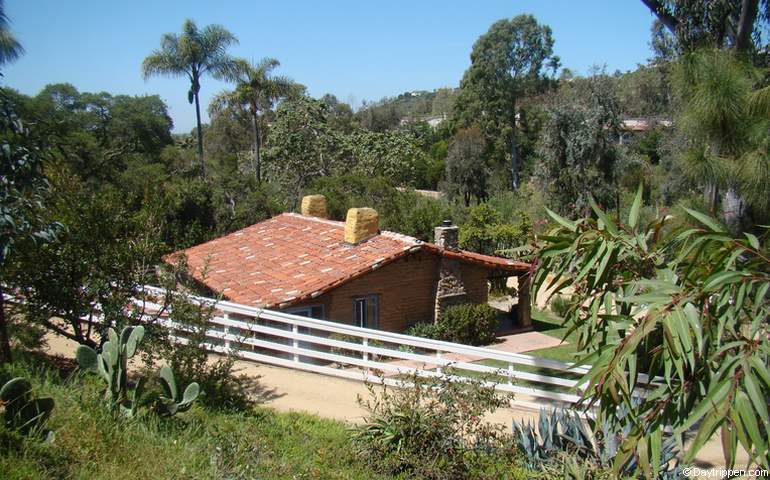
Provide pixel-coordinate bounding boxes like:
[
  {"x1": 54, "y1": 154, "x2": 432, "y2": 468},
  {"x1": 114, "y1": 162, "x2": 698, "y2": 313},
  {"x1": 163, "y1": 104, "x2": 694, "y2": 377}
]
[{"x1": 167, "y1": 213, "x2": 529, "y2": 308}]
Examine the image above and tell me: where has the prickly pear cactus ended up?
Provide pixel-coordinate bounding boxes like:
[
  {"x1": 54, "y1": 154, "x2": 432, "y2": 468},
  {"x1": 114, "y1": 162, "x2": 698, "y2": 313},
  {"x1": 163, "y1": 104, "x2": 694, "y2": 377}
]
[
  {"x1": 76, "y1": 325, "x2": 145, "y2": 415},
  {"x1": 156, "y1": 365, "x2": 200, "y2": 417},
  {"x1": 0, "y1": 377, "x2": 55, "y2": 440}
]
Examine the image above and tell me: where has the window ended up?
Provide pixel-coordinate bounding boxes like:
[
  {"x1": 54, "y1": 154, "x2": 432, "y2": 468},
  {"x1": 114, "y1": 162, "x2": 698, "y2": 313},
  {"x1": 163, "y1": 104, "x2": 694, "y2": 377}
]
[
  {"x1": 354, "y1": 295, "x2": 379, "y2": 329},
  {"x1": 285, "y1": 305, "x2": 324, "y2": 319}
]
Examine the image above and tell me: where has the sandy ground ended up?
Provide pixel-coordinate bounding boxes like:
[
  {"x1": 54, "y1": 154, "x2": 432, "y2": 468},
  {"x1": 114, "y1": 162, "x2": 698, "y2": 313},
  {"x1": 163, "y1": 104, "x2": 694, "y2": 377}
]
[{"x1": 42, "y1": 331, "x2": 747, "y2": 468}]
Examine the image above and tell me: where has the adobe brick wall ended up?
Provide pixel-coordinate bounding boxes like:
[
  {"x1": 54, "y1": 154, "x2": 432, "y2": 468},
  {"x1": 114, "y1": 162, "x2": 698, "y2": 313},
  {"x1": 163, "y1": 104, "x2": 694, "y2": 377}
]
[{"x1": 288, "y1": 251, "x2": 492, "y2": 333}]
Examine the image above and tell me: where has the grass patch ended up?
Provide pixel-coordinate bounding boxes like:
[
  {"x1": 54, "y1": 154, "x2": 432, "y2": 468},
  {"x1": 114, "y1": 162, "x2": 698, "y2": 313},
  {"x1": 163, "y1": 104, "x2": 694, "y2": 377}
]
[
  {"x1": 455, "y1": 309, "x2": 582, "y2": 392},
  {"x1": 524, "y1": 308, "x2": 579, "y2": 363},
  {"x1": 0, "y1": 352, "x2": 389, "y2": 480}
]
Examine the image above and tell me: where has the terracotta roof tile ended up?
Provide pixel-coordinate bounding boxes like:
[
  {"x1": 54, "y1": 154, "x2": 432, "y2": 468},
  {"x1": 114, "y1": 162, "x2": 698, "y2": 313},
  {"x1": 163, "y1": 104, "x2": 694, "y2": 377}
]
[{"x1": 167, "y1": 212, "x2": 529, "y2": 308}]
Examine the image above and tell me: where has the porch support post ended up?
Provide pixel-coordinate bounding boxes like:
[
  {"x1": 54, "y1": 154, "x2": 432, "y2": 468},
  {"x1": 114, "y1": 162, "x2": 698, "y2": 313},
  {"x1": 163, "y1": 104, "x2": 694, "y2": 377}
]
[{"x1": 516, "y1": 273, "x2": 532, "y2": 328}]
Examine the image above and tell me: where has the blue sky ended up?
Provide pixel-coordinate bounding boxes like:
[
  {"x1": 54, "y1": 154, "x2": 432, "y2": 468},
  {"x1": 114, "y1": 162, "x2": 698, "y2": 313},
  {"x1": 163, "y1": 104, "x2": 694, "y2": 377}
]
[{"x1": 4, "y1": 1, "x2": 658, "y2": 133}]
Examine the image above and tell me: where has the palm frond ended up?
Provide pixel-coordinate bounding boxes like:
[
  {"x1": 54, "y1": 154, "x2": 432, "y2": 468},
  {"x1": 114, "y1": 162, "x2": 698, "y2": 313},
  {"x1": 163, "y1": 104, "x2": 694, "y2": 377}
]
[{"x1": 0, "y1": 0, "x2": 22, "y2": 67}]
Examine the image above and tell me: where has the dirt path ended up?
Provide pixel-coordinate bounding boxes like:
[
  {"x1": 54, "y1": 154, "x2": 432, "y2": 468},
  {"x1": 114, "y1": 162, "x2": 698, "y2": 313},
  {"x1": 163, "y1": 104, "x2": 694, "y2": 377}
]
[{"x1": 42, "y1": 332, "x2": 746, "y2": 468}]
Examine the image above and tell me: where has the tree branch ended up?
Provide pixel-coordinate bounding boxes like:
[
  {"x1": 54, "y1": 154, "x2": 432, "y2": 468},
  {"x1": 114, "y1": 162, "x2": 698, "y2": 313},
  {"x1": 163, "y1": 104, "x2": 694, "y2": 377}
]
[{"x1": 640, "y1": 0, "x2": 679, "y2": 33}]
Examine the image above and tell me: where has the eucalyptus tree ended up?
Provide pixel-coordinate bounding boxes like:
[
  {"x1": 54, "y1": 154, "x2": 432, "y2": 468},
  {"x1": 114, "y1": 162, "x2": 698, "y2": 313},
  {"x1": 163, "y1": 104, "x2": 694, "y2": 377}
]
[
  {"x1": 534, "y1": 190, "x2": 770, "y2": 473},
  {"x1": 454, "y1": 14, "x2": 559, "y2": 189},
  {"x1": 0, "y1": 0, "x2": 22, "y2": 71},
  {"x1": 142, "y1": 19, "x2": 238, "y2": 177},
  {"x1": 641, "y1": 0, "x2": 770, "y2": 54},
  {"x1": 210, "y1": 58, "x2": 297, "y2": 181},
  {"x1": 536, "y1": 73, "x2": 622, "y2": 218}
]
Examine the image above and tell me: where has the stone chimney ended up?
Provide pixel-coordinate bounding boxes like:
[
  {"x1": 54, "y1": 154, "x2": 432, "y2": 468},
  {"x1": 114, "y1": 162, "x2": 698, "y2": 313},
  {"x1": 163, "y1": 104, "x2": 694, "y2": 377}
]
[
  {"x1": 433, "y1": 220, "x2": 467, "y2": 322},
  {"x1": 434, "y1": 219, "x2": 459, "y2": 250},
  {"x1": 344, "y1": 208, "x2": 379, "y2": 244},
  {"x1": 300, "y1": 194, "x2": 328, "y2": 219}
]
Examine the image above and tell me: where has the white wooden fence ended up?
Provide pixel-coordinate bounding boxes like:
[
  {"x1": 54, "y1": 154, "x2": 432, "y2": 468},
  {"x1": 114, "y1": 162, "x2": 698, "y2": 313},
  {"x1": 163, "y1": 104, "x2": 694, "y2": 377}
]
[{"x1": 133, "y1": 285, "x2": 601, "y2": 413}]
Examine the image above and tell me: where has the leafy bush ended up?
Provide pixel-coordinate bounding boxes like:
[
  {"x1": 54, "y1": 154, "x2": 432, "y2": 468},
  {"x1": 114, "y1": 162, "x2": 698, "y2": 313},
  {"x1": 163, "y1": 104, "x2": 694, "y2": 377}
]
[
  {"x1": 406, "y1": 304, "x2": 498, "y2": 346},
  {"x1": 404, "y1": 321, "x2": 443, "y2": 340},
  {"x1": 6, "y1": 176, "x2": 164, "y2": 349},
  {"x1": 549, "y1": 294, "x2": 572, "y2": 318},
  {"x1": 352, "y1": 373, "x2": 519, "y2": 479},
  {"x1": 159, "y1": 290, "x2": 255, "y2": 412},
  {"x1": 459, "y1": 203, "x2": 530, "y2": 256},
  {"x1": 440, "y1": 304, "x2": 498, "y2": 346}
]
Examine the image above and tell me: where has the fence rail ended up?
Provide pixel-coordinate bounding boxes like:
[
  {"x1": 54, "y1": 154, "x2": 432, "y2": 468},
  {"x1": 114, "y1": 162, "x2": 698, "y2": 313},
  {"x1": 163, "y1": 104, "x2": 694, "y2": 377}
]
[{"x1": 133, "y1": 286, "x2": 604, "y2": 412}]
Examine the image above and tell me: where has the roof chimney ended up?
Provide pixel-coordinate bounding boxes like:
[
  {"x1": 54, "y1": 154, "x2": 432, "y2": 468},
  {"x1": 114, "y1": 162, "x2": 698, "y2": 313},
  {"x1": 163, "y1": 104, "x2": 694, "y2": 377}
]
[
  {"x1": 300, "y1": 194, "x2": 328, "y2": 219},
  {"x1": 434, "y1": 219, "x2": 459, "y2": 250},
  {"x1": 344, "y1": 208, "x2": 379, "y2": 244}
]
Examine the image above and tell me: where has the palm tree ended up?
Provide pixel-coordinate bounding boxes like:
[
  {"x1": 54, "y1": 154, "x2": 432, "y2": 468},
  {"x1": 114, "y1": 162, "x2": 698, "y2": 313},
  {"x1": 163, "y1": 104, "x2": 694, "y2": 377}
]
[
  {"x1": 211, "y1": 58, "x2": 297, "y2": 181},
  {"x1": 142, "y1": 19, "x2": 238, "y2": 177},
  {"x1": 0, "y1": 0, "x2": 23, "y2": 71}
]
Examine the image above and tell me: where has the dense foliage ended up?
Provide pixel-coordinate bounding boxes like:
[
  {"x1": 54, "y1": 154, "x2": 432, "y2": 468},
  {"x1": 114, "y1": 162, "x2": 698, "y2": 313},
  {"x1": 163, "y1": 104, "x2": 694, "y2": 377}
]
[
  {"x1": 406, "y1": 303, "x2": 499, "y2": 346},
  {"x1": 533, "y1": 186, "x2": 770, "y2": 472}
]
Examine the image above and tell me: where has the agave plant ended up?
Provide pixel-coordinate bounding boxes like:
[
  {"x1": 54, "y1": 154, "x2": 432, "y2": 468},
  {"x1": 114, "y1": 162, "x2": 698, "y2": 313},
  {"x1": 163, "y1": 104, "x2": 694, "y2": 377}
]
[{"x1": 512, "y1": 408, "x2": 682, "y2": 478}]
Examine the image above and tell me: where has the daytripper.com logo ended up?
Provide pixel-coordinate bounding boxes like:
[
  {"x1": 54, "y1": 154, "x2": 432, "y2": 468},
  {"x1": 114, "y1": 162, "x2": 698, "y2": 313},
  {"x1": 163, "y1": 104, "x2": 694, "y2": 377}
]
[{"x1": 683, "y1": 467, "x2": 770, "y2": 478}]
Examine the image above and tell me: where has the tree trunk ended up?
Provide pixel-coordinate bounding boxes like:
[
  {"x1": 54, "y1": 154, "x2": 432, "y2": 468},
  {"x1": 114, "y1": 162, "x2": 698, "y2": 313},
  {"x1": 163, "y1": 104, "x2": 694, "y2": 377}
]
[
  {"x1": 250, "y1": 106, "x2": 261, "y2": 182},
  {"x1": 0, "y1": 283, "x2": 12, "y2": 364},
  {"x1": 510, "y1": 107, "x2": 519, "y2": 190},
  {"x1": 735, "y1": 0, "x2": 759, "y2": 52},
  {"x1": 704, "y1": 183, "x2": 718, "y2": 214},
  {"x1": 722, "y1": 187, "x2": 747, "y2": 234},
  {"x1": 194, "y1": 91, "x2": 205, "y2": 177}
]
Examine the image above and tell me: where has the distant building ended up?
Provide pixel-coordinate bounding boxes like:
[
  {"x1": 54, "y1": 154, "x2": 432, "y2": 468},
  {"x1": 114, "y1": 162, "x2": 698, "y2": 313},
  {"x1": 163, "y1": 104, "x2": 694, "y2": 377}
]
[
  {"x1": 618, "y1": 117, "x2": 673, "y2": 145},
  {"x1": 399, "y1": 114, "x2": 447, "y2": 128}
]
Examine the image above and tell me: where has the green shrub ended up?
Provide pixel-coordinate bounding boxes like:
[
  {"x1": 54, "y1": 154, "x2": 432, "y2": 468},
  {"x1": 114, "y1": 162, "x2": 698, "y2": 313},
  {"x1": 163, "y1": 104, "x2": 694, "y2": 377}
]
[
  {"x1": 440, "y1": 304, "x2": 498, "y2": 346},
  {"x1": 404, "y1": 322, "x2": 443, "y2": 340},
  {"x1": 549, "y1": 294, "x2": 572, "y2": 318},
  {"x1": 352, "y1": 373, "x2": 520, "y2": 480},
  {"x1": 161, "y1": 293, "x2": 256, "y2": 412},
  {"x1": 406, "y1": 304, "x2": 498, "y2": 346}
]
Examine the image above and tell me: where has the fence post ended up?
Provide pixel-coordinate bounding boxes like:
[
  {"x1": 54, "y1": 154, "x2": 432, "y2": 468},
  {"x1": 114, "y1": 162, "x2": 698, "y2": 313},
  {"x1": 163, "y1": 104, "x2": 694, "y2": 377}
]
[
  {"x1": 436, "y1": 351, "x2": 443, "y2": 375},
  {"x1": 222, "y1": 313, "x2": 231, "y2": 353},
  {"x1": 508, "y1": 364, "x2": 514, "y2": 386},
  {"x1": 292, "y1": 324, "x2": 299, "y2": 363},
  {"x1": 363, "y1": 338, "x2": 369, "y2": 377}
]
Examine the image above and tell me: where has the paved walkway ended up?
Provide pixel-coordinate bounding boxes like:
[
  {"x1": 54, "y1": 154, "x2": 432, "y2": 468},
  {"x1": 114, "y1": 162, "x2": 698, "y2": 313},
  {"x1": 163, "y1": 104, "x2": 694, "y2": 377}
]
[
  {"x1": 42, "y1": 332, "x2": 747, "y2": 468},
  {"x1": 381, "y1": 330, "x2": 565, "y2": 376}
]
